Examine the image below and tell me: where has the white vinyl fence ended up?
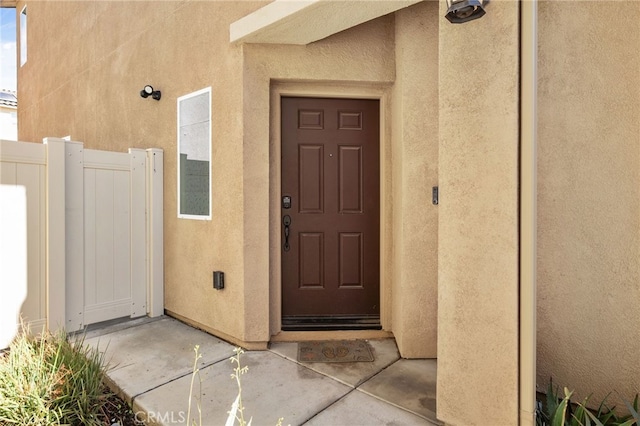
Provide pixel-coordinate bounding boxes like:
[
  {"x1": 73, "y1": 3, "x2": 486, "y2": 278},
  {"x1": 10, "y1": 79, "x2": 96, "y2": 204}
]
[{"x1": 0, "y1": 138, "x2": 163, "y2": 346}]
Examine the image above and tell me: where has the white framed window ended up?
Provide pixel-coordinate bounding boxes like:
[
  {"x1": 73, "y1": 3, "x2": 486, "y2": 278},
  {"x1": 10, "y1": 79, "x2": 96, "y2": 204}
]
[
  {"x1": 19, "y1": 6, "x2": 26, "y2": 67},
  {"x1": 177, "y1": 87, "x2": 212, "y2": 220}
]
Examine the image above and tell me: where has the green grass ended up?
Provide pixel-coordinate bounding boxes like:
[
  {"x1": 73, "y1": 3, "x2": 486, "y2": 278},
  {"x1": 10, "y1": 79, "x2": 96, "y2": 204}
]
[{"x1": 0, "y1": 328, "x2": 108, "y2": 425}]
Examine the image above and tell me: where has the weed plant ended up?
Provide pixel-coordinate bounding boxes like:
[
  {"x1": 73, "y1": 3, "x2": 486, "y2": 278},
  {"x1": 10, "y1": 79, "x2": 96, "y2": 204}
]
[
  {"x1": 186, "y1": 346, "x2": 285, "y2": 426},
  {"x1": 0, "y1": 328, "x2": 108, "y2": 425},
  {"x1": 227, "y1": 347, "x2": 252, "y2": 426}
]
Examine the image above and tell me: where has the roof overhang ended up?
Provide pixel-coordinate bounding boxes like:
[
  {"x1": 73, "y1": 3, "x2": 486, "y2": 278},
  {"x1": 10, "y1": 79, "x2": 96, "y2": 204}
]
[{"x1": 230, "y1": 0, "x2": 423, "y2": 45}]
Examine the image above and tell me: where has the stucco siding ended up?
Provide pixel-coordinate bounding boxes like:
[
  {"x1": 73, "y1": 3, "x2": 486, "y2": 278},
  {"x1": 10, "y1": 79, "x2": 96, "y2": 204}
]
[
  {"x1": 537, "y1": 0, "x2": 640, "y2": 407},
  {"x1": 437, "y1": 1, "x2": 520, "y2": 424},
  {"x1": 392, "y1": 1, "x2": 439, "y2": 358}
]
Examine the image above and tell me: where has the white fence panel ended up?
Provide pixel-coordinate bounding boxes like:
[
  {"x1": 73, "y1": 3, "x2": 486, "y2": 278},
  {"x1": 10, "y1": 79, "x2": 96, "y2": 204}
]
[
  {"x1": 84, "y1": 166, "x2": 132, "y2": 324},
  {"x1": 0, "y1": 138, "x2": 163, "y2": 343},
  {"x1": 72, "y1": 145, "x2": 161, "y2": 329},
  {"x1": 82, "y1": 149, "x2": 136, "y2": 325},
  {"x1": 0, "y1": 140, "x2": 46, "y2": 335}
]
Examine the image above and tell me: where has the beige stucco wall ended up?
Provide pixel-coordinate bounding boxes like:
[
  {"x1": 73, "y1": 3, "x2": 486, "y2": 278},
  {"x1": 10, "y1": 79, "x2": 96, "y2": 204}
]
[
  {"x1": 437, "y1": 1, "x2": 520, "y2": 425},
  {"x1": 537, "y1": 1, "x2": 640, "y2": 406},
  {"x1": 391, "y1": 1, "x2": 439, "y2": 358}
]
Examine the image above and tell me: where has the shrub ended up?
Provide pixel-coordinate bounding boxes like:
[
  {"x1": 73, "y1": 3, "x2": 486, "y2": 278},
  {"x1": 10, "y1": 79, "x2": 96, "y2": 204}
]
[{"x1": 0, "y1": 328, "x2": 108, "y2": 425}]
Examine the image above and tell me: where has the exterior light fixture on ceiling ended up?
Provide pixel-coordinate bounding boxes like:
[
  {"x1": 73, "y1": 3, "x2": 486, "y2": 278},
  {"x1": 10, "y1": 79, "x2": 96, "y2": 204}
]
[
  {"x1": 445, "y1": 0, "x2": 486, "y2": 24},
  {"x1": 140, "y1": 85, "x2": 161, "y2": 101}
]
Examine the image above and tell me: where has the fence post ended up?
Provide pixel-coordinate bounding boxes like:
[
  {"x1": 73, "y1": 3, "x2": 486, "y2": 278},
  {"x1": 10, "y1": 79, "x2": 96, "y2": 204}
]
[
  {"x1": 43, "y1": 138, "x2": 66, "y2": 331},
  {"x1": 129, "y1": 149, "x2": 147, "y2": 317},
  {"x1": 146, "y1": 149, "x2": 164, "y2": 317},
  {"x1": 64, "y1": 141, "x2": 84, "y2": 332}
]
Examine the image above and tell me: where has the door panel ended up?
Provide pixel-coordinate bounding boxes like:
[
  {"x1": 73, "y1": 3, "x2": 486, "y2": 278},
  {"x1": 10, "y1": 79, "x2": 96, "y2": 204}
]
[
  {"x1": 281, "y1": 97, "x2": 380, "y2": 321},
  {"x1": 339, "y1": 232, "x2": 363, "y2": 287},
  {"x1": 339, "y1": 146, "x2": 363, "y2": 213},
  {"x1": 300, "y1": 232, "x2": 324, "y2": 288},
  {"x1": 299, "y1": 145, "x2": 324, "y2": 213}
]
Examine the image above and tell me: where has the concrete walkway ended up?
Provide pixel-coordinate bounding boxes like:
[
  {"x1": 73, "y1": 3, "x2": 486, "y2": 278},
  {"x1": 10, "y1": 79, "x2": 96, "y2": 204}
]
[{"x1": 84, "y1": 316, "x2": 440, "y2": 426}]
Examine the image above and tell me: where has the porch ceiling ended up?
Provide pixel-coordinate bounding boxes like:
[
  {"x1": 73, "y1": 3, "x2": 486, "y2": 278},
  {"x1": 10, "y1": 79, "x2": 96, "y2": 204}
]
[{"x1": 230, "y1": 0, "x2": 423, "y2": 45}]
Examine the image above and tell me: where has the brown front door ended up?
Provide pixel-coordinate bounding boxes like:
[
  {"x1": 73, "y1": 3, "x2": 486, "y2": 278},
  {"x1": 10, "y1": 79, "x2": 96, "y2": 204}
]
[{"x1": 281, "y1": 97, "x2": 380, "y2": 328}]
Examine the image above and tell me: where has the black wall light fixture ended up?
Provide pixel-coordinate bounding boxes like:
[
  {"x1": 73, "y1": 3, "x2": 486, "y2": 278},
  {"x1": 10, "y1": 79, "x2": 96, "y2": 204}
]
[
  {"x1": 445, "y1": 0, "x2": 486, "y2": 23},
  {"x1": 140, "y1": 85, "x2": 161, "y2": 101}
]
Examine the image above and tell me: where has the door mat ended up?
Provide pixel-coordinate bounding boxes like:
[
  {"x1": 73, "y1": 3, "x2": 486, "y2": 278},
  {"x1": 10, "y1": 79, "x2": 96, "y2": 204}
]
[{"x1": 297, "y1": 340, "x2": 374, "y2": 363}]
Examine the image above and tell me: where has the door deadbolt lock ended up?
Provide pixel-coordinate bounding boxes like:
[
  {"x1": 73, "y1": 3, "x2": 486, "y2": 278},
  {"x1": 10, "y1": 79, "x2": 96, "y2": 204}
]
[{"x1": 282, "y1": 195, "x2": 292, "y2": 209}]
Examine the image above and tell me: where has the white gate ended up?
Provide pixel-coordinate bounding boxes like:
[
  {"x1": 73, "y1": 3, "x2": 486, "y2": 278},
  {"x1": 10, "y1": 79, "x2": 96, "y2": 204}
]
[{"x1": 0, "y1": 138, "x2": 163, "y2": 338}]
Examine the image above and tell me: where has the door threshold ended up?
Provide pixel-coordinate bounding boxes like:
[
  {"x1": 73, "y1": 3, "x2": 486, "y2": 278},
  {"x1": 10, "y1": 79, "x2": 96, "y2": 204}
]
[
  {"x1": 281, "y1": 315, "x2": 381, "y2": 331},
  {"x1": 271, "y1": 329, "x2": 394, "y2": 343}
]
